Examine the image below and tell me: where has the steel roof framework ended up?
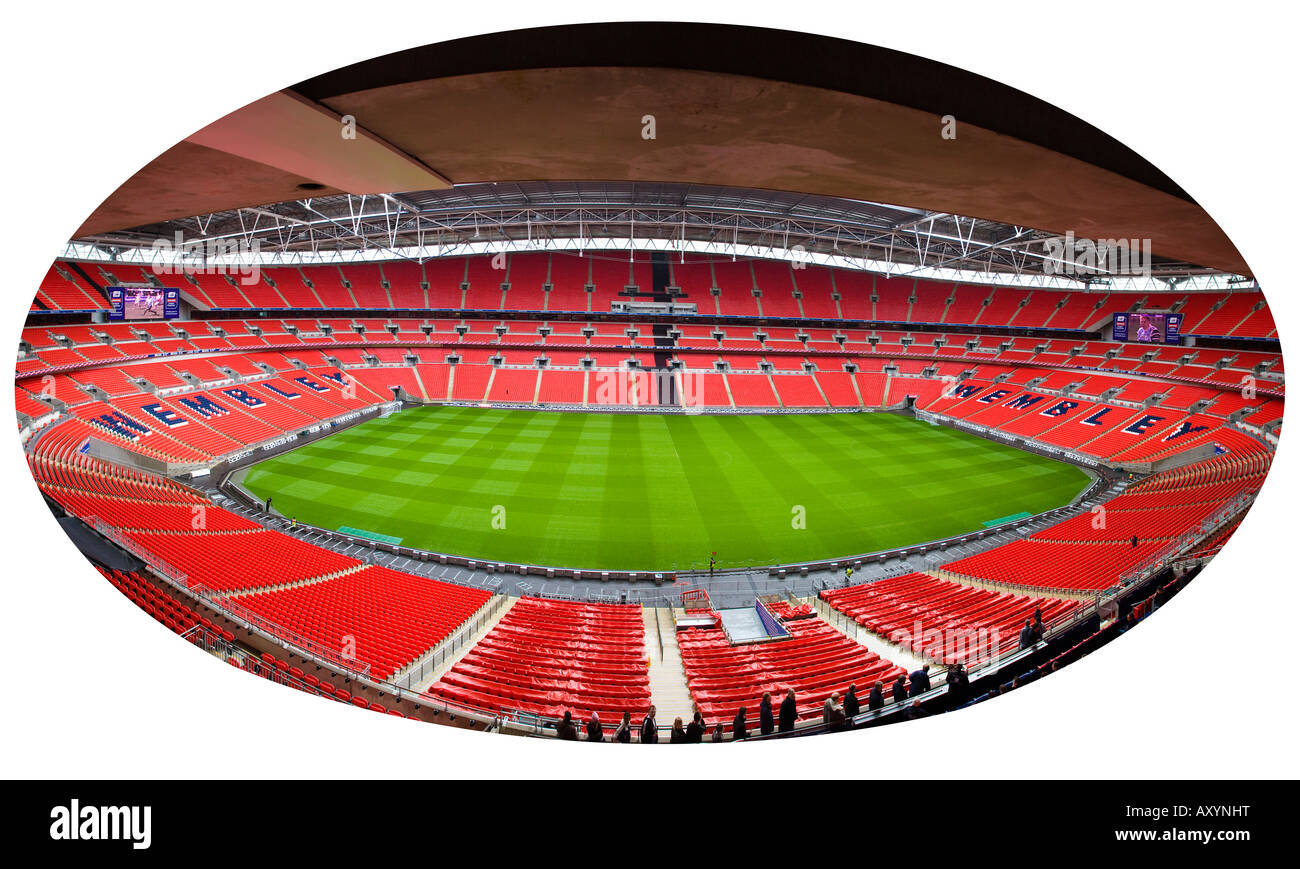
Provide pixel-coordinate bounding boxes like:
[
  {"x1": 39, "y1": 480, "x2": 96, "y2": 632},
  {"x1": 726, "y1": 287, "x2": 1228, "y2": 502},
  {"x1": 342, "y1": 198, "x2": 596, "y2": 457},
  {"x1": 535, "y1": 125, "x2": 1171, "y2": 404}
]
[{"x1": 66, "y1": 181, "x2": 1244, "y2": 291}]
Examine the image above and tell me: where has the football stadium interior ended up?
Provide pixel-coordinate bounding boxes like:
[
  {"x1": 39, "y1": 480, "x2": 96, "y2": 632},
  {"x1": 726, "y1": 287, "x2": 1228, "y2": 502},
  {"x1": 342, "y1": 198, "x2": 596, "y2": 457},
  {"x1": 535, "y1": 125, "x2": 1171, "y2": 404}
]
[{"x1": 15, "y1": 24, "x2": 1282, "y2": 741}]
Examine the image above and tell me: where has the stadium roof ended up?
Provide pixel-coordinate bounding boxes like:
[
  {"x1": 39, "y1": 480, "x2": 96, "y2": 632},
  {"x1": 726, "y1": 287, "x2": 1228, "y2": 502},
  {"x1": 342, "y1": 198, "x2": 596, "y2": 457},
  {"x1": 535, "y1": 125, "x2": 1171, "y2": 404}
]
[
  {"x1": 70, "y1": 23, "x2": 1249, "y2": 279},
  {"x1": 72, "y1": 181, "x2": 1225, "y2": 286}
]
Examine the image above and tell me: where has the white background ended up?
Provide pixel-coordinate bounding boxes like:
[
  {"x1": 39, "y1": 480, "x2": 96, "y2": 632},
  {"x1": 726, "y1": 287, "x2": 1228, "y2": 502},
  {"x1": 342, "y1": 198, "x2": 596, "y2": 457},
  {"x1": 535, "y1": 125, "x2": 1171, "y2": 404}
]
[{"x1": 1, "y1": 0, "x2": 1294, "y2": 780}]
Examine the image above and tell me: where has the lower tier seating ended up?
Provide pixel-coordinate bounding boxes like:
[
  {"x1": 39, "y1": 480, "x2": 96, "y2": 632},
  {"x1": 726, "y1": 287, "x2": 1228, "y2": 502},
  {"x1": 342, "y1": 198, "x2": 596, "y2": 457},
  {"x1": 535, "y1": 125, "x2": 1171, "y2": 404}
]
[
  {"x1": 822, "y1": 573, "x2": 1082, "y2": 665},
  {"x1": 121, "y1": 529, "x2": 362, "y2": 594},
  {"x1": 425, "y1": 597, "x2": 652, "y2": 723},
  {"x1": 233, "y1": 566, "x2": 491, "y2": 681},
  {"x1": 677, "y1": 616, "x2": 904, "y2": 728}
]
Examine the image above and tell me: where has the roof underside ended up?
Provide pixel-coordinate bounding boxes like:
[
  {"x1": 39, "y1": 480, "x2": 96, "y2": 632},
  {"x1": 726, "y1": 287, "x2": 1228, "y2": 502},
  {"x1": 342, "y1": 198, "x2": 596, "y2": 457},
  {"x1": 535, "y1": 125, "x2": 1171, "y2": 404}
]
[{"x1": 69, "y1": 24, "x2": 1249, "y2": 278}]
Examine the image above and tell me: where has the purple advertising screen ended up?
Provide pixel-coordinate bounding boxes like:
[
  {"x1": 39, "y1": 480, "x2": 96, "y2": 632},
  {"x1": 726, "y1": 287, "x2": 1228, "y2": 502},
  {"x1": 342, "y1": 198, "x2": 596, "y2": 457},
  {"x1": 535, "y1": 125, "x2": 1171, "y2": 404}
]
[
  {"x1": 107, "y1": 286, "x2": 180, "y2": 321},
  {"x1": 1113, "y1": 310, "x2": 1181, "y2": 344}
]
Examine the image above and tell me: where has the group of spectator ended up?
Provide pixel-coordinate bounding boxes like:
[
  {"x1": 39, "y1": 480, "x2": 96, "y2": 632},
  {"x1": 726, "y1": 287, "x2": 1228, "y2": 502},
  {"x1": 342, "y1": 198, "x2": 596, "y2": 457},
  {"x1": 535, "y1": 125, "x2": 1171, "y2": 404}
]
[
  {"x1": 555, "y1": 705, "x2": 728, "y2": 743},
  {"x1": 552, "y1": 664, "x2": 953, "y2": 742},
  {"x1": 1018, "y1": 607, "x2": 1047, "y2": 650}
]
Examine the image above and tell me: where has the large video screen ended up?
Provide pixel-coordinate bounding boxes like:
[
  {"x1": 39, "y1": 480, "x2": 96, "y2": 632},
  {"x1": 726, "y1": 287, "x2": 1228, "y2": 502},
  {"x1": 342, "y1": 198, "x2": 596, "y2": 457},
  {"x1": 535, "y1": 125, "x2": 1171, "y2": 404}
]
[
  {"x1": 107, "y1": 286, "x2": 180, "y2": 321},
  {"x1": 1113, "y1": 310, "x2": 1182, "y2": 344}
]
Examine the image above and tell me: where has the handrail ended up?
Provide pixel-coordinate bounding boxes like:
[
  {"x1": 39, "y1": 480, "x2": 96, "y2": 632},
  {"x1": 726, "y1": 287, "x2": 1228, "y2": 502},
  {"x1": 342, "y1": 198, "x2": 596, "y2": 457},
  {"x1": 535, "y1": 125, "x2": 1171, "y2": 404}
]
[
  {"x1": 390, "y1": 592, "x2": 506, "y2": 690},
  {"x1": 654, "y1": 606, "x2": 664, "y2": 662},
  {"x1": 205, "y1": 584, "x2": 375, "y2": 680},
  {"x1": 89, "y1": 517, "x2": 190, "y2": 587},
  {"x1": 83, "y1": 517, "x2": 374, "y2": 682}
]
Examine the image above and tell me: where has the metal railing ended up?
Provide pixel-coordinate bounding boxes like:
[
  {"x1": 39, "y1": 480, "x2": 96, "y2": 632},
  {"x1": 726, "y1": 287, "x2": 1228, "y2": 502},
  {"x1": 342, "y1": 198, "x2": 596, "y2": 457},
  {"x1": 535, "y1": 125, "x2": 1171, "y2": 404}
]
[
  {"x1": 390, "y1": 592, "x2": 507, "y2": 690},
  {"x1": 197, "y1": 583, "x2": 375, "y2": 681},
  {"x1": 90, "y1": 518, "x2": 189, "y2": 587},
  {"x1": 654, "y1": 606, "x2": 664, "y2": 661}
]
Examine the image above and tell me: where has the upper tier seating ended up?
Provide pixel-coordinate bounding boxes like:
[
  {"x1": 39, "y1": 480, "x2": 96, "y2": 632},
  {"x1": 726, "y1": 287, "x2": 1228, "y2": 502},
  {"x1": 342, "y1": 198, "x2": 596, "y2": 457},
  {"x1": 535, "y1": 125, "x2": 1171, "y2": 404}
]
[
  {"x1": 46, "y1": 253, "x2": 1265, "y2": 344},
  {"x1": 34, "y1": 264, "x2": 108, "y2": 311}
]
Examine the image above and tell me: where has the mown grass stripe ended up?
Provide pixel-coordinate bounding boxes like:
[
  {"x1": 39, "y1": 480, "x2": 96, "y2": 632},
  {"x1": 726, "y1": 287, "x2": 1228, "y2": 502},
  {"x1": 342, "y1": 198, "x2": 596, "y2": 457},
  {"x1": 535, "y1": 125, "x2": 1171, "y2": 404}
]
[{"x1": 242, "y1": 406, "x2": 1089, "y2": 571}]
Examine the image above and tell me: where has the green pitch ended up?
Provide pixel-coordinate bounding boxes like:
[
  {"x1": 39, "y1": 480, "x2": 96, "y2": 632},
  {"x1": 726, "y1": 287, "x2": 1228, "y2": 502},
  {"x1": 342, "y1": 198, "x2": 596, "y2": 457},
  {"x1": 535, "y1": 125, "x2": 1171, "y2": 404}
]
[{"x1": 241, "y1": 406, "x2": 1090, "y2": 571}]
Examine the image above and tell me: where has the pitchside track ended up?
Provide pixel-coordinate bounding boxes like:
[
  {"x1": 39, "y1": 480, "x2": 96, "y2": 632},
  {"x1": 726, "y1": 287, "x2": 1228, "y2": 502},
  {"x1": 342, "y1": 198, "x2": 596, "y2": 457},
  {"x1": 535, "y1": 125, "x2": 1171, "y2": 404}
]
[{"x1": 242, "y1": 406, "x2": 1090, "y2": 571}]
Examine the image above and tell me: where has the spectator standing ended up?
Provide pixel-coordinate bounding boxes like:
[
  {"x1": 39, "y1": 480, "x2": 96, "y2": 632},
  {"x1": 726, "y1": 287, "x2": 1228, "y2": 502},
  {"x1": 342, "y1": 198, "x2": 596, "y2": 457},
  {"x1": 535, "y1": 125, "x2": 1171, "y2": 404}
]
[
  {"x1": 556, "y1": 710, "x2": 579, "y2": 741},
  {"x1": 614, "y1": 712, "x2": 632, "y2": 744},
  {"x1": 778, "y1": 688, "x2": 797, "y2": 733},
  {"x1": 827, "y1": 698, "x2": 847, "y2": 732},
  {"x1": 844, "y1": 684, "x2": 860, "y2": 720},
  {"x1": 732, "y1": 707, "x2": 749, "y2": 740},
  {"x1": 639, "y1": 705, "x2": 658, "y2": 744},
  {"x1": 868, "y1": 680, "x2": 885, "y2": 711},
  {"x1": 759, "y1": 692, "x2": 775, "y2": 736},
  {"x1": 909, "y1": 667, "x2": 931, "y2": 697},
  {"x1": 945, "y1": 663, "x2": 970, "y2": 706},
  {"x1": 586, "y1": 712, "x2": 603, "y2": 742},
  {"x1": 670, "y1": 718, "x2": 688, "y2": 744},
  {"x1": 892, "y1": 673, "x2": 908, "y2": 704},
  {"x1": 1019, "y1": 618, "x2": 1035, "y2": 650},
  {"x1": 685, "y1": 711, "x2": 706, "y2": 743},
  {"x1": 822, "y1": 692, "x2": 840, "y2": 724}
]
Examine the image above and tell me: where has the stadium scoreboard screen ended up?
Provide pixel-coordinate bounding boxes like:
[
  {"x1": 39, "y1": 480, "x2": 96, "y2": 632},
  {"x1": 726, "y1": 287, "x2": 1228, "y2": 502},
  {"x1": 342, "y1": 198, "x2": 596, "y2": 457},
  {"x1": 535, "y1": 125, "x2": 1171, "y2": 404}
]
[
  {"x1": 107, "y1": 286, "x2": 180, "y2": 321},
  {"x1": 1113, "y1": 310, "x2": 1182, "y2": 344}
]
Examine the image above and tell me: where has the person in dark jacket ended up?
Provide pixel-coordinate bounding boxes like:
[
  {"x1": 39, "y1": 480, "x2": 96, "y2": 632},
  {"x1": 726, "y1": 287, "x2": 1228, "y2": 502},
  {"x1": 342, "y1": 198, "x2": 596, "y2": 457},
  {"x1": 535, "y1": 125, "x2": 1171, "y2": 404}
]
[
  {"x1": 945, "y1": 663, "x2": 970, "y2": 706},
  {"x1": 909, "y1": 667, "x2": 930, "y2": 697},
  {"x1": 614, "y1": 712, "x2": 632, "y2": 744},
  {"x1": 844, "y1": 684, "x2": 860, "y2": 720},
  {"x1": 892, "y1": 673, "x2": 908, "y2": 704},
  {"x1": 904, "y1": 700, "x2": 930, "y2": 721},
  {"x1": 669, "y1": 717, "x2": 688, "y2": 744},
  {"x1": 732, "y1": 707, "x2": 749, "y2": 740},
  {"x1": 1018, "y1": 618, "x2": 1035, "y2": 650},
  {"x1": 758, "y1": 692, "x2": 775, "y2": 736},
  {"x1": 556, "y1": 710, "x2": 579, "y2": 740},
  {"x1": 778, "y1": 688, "x2": 797, "y2": 733},
  {"x1": 586, "y1": 712, "x2": 604, "y2": 742},
  {"x1": 868, "y1": 680, "x2": 885, "y2": 711},
  {"x1": 639, "y1": 705, "x2": 658, "y2": 744},
  {"x1": 685, "y1": 711, "x2": 706, "y2": 743}
]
